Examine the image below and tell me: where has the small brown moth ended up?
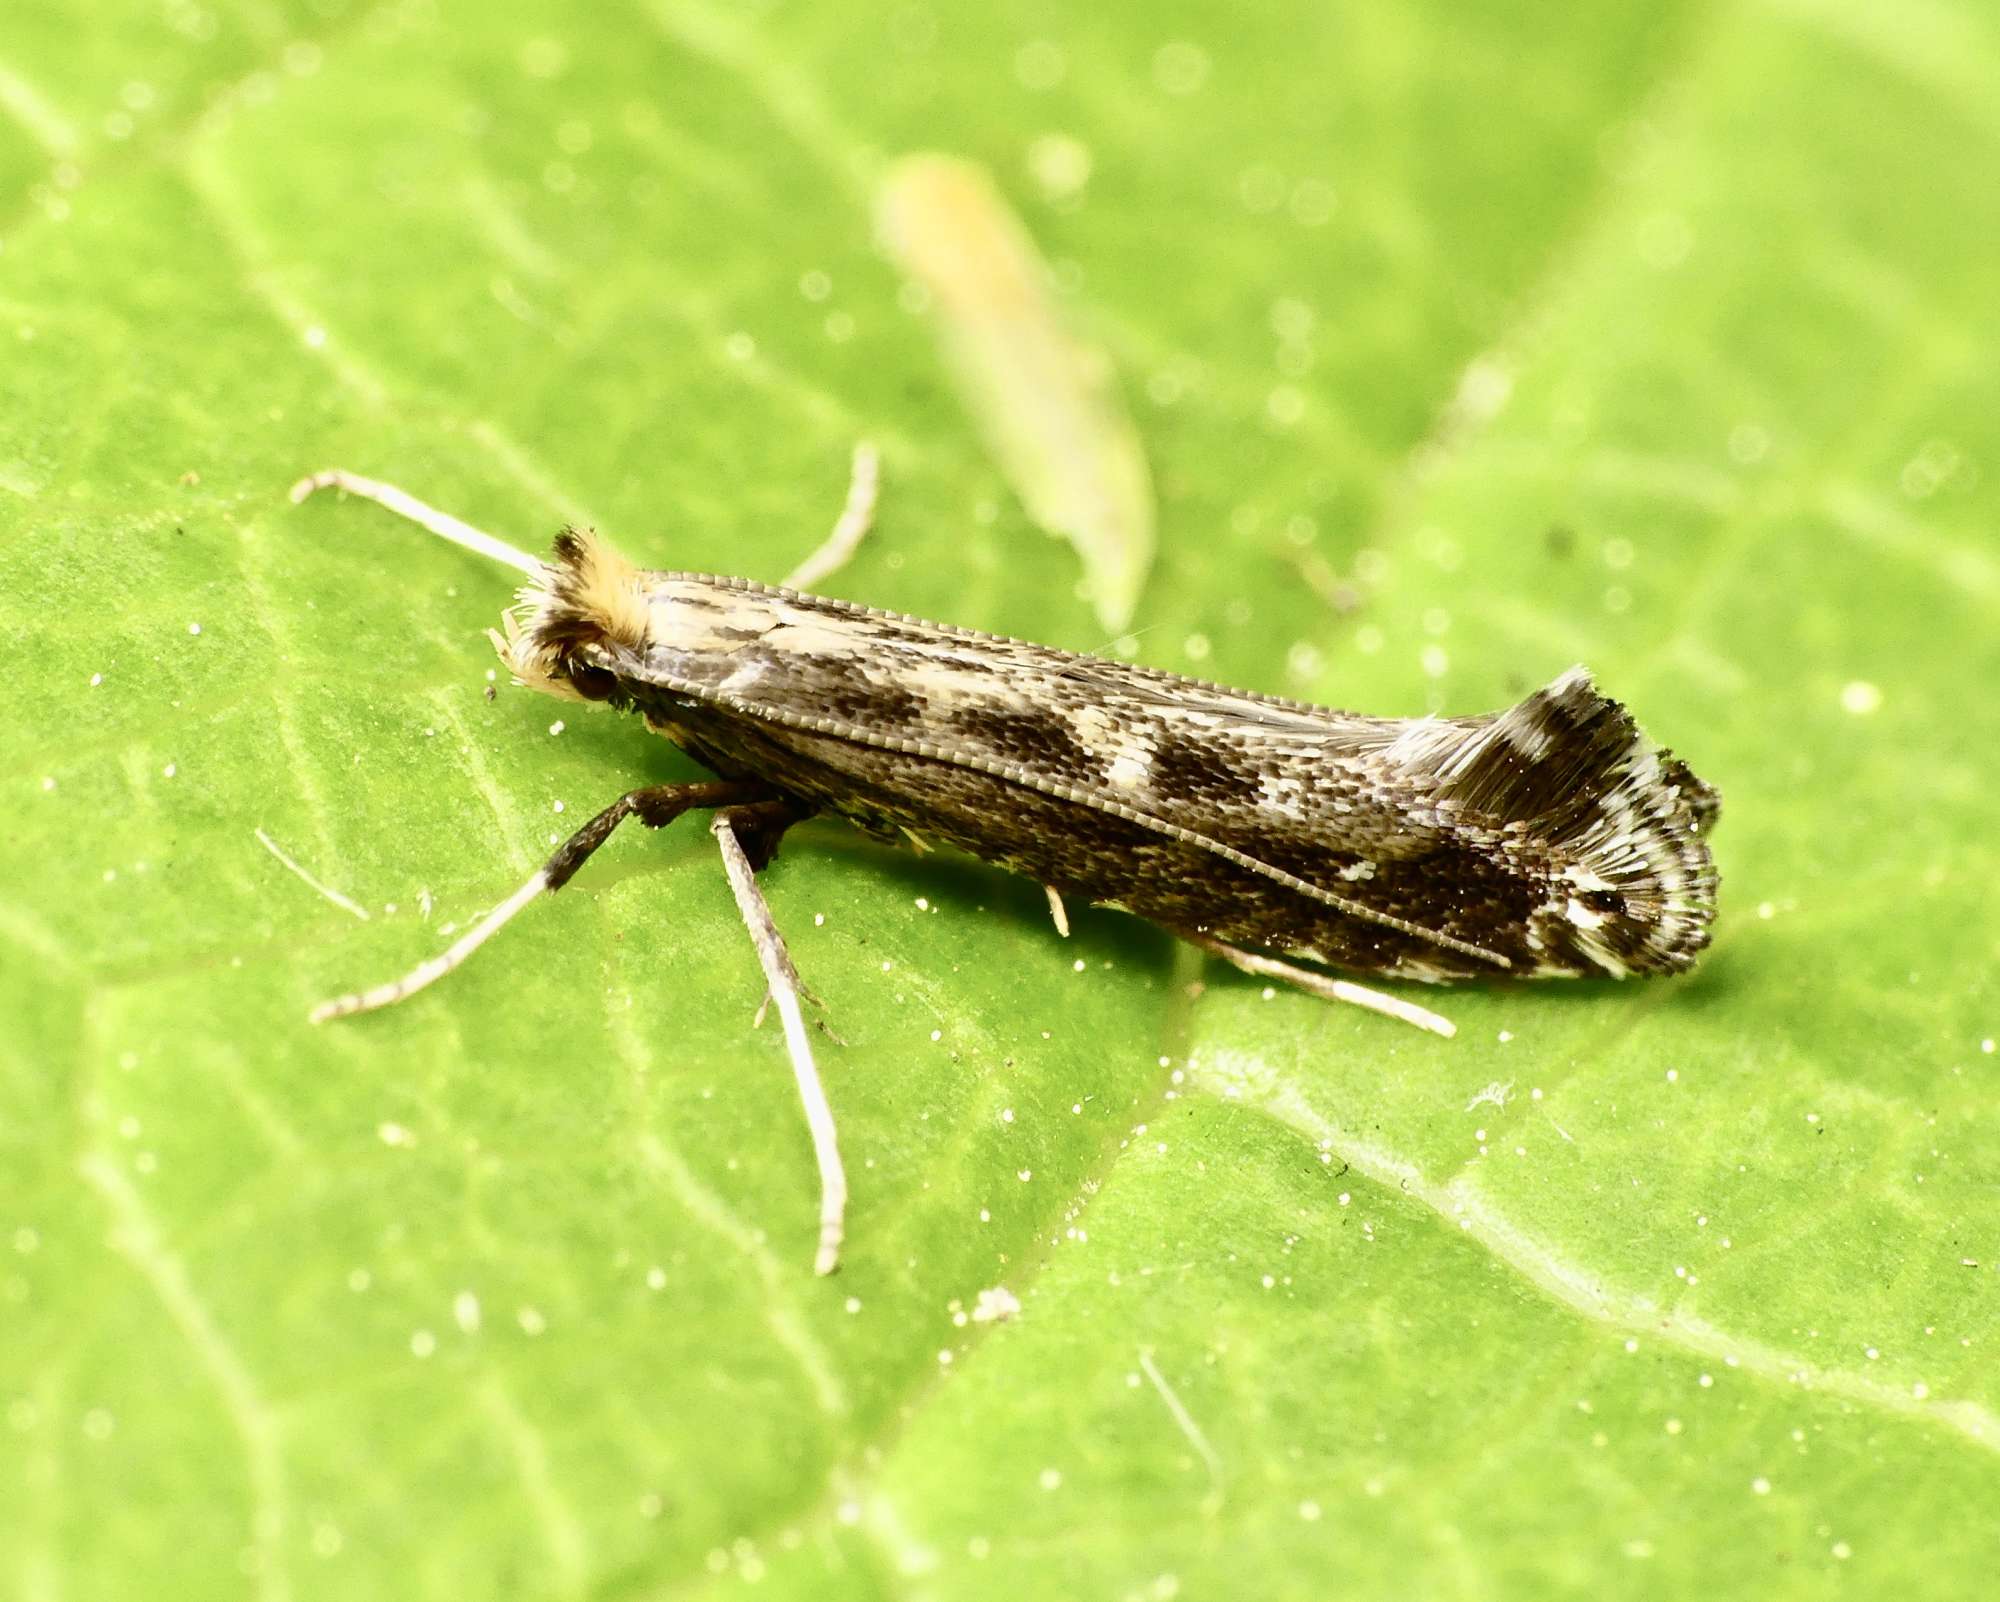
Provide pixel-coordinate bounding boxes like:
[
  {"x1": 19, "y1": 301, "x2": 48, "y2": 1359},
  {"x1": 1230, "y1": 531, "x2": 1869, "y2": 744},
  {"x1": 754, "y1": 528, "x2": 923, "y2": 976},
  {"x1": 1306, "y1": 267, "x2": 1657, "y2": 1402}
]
[{"x1": 294, "y1": 449, "x2": 1719, "y2": 1274}]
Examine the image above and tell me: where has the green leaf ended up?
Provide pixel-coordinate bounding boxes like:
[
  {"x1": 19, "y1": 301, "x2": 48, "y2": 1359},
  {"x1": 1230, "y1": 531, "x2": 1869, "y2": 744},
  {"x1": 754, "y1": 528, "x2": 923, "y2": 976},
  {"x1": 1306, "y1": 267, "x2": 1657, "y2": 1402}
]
[{"x1": 5, "y1": 1, "x2": 1997, "y2": 1598}]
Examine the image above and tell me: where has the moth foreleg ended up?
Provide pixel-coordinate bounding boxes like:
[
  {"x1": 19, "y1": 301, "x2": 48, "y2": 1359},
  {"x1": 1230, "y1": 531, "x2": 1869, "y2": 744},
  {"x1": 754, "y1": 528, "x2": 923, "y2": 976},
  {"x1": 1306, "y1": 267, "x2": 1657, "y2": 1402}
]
[
  {"x1": 711, "y1": 809, "x2": 847, "y2": 1276},
  {"x1": 308, "y1": 779, "x2": 773, "y2": 1023},
  {"x1": 1182, "y1": 933, "x2": 1458, "y2": 1040}
]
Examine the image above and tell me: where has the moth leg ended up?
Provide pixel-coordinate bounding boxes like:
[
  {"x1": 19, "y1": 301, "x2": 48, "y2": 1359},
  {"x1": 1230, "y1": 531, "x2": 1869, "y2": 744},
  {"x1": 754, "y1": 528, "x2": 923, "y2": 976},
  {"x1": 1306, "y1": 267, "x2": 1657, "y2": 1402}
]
[
  {"x1": 753, "y1": 979, "x2": 844, "y2": 1036},
  {"x1": 708, "y1": 795, "x2": 815, "y2": 874},
  {"x1": 290, "y1": 468, "x2": 546, "y2": 579},
  {"x1": 712, "y1": 808, "x2": 848, "y2": 1276},
  {"x1": 1044, "y1": 885, "x2": 1071, "y2": 938},
  {"x1": 309, "y1": 779, "x2": 771, "y2": 1022},
  {"x1": 710, "y1": 797, "x2": 847, "y2": 1043},
  {"x1": 752, "y1": 981, "x2": 847, "y2": 1047},
  {"x1": 1183, "y1": 933, "x2": 1457, "y2": 1040},
  {"x1": 780, "y1": 441, "x2": 880, "y2": 591}
]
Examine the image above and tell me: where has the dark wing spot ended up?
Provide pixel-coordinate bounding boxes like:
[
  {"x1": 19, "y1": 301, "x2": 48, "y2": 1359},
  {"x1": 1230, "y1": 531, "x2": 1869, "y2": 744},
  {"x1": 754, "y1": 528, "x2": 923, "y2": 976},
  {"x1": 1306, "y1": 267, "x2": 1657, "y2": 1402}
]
[
  {"x1": 1148, "y1": 733, "x2": 1265, "y2": 809},
  {"x1": 1440, "y1": 678, "x2": 1637, "y2": 833},
  {"x1": 791, "y1": 653, "x2": 927, "y2": 728},
  {"x1": 947, "y1": 707, "x2": 1100, "y2": 787},
  {"x1": 1659, "y1": 751, "x2": 1722, "y2": 833}
]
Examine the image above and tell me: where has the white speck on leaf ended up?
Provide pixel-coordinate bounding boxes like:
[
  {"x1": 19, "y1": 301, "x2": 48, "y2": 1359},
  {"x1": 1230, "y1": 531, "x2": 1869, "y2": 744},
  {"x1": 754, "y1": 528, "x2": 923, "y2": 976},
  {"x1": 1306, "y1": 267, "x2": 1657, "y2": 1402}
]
[{"x1": 1840, "y1": 680, "x2": 1883, "y2": 715}]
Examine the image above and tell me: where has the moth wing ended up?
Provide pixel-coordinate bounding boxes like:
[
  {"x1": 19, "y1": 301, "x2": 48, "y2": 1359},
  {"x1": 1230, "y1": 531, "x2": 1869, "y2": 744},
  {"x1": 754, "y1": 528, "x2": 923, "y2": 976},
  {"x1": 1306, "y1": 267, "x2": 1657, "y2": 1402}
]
[
  {"x1": 565, "y1": 569, "x2": 1716, "y2": 975},
  {"x1": 1085, "y1": 664, "x2": 1718, "y2": 975}
]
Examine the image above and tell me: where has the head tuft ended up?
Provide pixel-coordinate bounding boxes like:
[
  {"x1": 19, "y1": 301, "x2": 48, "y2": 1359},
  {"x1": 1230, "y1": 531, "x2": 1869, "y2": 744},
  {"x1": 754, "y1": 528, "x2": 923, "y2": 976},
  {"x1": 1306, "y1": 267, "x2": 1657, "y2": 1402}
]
[{"x1": 491, "y1": 529, "x2": 651, "y2": 702}]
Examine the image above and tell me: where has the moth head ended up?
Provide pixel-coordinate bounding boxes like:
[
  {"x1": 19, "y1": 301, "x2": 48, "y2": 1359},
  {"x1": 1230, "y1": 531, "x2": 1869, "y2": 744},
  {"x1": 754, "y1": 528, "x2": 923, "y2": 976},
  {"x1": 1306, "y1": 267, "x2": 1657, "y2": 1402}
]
[{"x1": 489, "y1": 529, "x2": 652, "y2": 703}]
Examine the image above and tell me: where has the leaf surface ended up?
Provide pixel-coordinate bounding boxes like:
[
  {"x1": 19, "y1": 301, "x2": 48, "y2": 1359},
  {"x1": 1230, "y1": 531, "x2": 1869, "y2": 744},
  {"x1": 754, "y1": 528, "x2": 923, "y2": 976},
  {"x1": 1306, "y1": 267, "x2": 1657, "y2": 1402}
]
[{"x1": 4, "y1": 2, "x2": 1996, "y2": 1598}]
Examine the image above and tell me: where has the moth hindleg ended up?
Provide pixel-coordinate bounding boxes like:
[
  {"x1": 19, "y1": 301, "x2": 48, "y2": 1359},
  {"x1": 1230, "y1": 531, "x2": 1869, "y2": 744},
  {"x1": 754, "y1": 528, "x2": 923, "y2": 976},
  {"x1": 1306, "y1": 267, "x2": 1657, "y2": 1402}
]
[{"x1": 1181, "y1": 932, "x2": 1457, "y2": 1039}]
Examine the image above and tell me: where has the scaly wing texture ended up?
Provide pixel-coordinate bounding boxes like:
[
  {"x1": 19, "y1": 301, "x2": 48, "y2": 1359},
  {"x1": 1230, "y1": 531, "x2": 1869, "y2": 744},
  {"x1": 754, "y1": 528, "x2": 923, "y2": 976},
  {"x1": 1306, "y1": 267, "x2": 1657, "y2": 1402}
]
[{"x1": 537, "y1": 566, "x2": 1717, "y2": 975}]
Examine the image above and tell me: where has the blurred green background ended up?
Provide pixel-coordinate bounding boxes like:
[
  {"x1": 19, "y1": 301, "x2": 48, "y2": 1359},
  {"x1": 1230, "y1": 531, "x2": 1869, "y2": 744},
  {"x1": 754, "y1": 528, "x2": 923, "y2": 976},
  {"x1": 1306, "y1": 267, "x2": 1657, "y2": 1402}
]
[{"x1": 4, "y1": 2, "x2": 1998, "y2": 1598}]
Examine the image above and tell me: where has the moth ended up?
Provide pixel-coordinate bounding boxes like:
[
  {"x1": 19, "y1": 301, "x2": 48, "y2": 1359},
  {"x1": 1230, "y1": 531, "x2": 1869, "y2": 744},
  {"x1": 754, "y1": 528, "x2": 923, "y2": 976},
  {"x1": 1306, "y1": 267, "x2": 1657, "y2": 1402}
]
[{"x1": 295, "y1": 448, "x2": 1719, "y2": 1274}]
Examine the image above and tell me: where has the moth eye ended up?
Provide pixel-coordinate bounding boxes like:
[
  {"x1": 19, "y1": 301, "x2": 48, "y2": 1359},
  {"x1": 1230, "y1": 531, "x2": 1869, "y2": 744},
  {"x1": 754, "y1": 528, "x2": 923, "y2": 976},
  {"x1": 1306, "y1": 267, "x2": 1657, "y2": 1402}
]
[{"x1": 568, "y1": 662, "x2": 619, "y2": 702}]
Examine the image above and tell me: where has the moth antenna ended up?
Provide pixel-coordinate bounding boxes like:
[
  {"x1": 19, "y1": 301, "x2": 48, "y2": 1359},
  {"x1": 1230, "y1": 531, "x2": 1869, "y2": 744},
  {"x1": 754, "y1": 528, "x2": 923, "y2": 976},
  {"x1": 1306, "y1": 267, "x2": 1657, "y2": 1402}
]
[
  {"x1": 782, "y1": 440, "x2": 881, "y2": 592},
  {"x1": 290, "y1": 468, "x2": 548, "y2": 578}
]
